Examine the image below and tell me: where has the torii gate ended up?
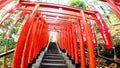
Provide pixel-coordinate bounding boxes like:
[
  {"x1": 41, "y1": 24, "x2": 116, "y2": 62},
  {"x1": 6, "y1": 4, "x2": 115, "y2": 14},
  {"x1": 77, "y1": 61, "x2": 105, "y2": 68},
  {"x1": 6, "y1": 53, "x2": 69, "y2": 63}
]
[{"x1": 0, "y1": 0, "x2": 118, "y2": 68}]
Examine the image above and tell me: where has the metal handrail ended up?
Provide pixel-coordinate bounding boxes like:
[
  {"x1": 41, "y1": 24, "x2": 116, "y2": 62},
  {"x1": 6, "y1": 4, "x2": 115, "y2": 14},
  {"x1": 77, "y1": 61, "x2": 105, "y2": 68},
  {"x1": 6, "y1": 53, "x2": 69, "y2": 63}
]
[
  {"x1": 85, "y1": 49, "x2": 120, "y2": 65},
  {"x1": 95, "y1": 54, "x2": 120, "y2": 65},
  {"x1": 0, "y1": 48, "x2": 120, "y2": 65},
  {"x1": 0, "y1": 49, "x2": 15, "y2": 57}
]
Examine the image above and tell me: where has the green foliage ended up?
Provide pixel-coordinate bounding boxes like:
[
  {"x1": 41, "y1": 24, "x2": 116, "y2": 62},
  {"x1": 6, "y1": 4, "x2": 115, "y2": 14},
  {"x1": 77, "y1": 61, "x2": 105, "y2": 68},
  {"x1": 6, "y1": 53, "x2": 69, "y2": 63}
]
[
  {"x1": 91, "y1": 20, "x2": 100, "y2": 33},
  {"x1": 102, "y1": 13, "x2": 119, "y2": 24},
  {"x1": 70, "y1": 0, "x2": 87, "y2": 9},
  {"x1": 0, "y1": 37, "x2": 6, "y2": 47},
  {"x1": 0, "y1": 11, "x2": 25, "y2": 67},
  {"x1": 50, "y1": 36, "x2": 53, "y2": 42},
  {"x1": 6, "y1": 54, "x2": 14, "y2": 68},
  {"x1": 14, "y1": 0, "x2": 19, "y2": 3},
  {"x1": 2, "y1": 18, "x2": 13, "y2": 29},
  {"x1": 116, "y1": 41, "x2": 120, "y2": 46},
  {"x1": 0, "y1": 1, "x2": 26, "y2": 67},
  {"x1": 110, "y1": 14, "x2": 119, "y2": 23},
  {"x1": 94, "y1": 23, "x2": 100, "y2": 33},
  {"x1": 102, "y1": 15, "x2": 110, "y2": 24}
]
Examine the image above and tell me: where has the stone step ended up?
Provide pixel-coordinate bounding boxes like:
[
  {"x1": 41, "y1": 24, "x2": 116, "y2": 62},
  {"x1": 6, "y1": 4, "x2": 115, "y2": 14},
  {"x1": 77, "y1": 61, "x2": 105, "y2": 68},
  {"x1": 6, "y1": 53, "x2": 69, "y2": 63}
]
[{"x1": 42, "y1": 59, "x2": 66, "y2": 64}]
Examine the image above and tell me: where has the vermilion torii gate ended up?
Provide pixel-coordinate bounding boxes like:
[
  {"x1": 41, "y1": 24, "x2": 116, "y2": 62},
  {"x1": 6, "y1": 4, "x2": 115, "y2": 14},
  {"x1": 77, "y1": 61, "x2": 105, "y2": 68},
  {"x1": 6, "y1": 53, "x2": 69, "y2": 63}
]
[{"x1": 0, "y1": 0, "x2": 119, "y2": 68}]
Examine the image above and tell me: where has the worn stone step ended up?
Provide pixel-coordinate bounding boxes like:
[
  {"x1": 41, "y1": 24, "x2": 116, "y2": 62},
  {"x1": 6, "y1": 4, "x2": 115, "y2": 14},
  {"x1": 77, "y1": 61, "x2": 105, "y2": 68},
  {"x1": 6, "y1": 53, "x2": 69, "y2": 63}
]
[
  {"x1": 41, "y1": 62, "x2": 66, "y2": 65},
  {"x1": 40, "y1": 65, "x2": 68, "y2": 68},
  {"x1": 45, "y1": 53, "x2": 60, "y2": 56},
  {"x1": 39, "y1": 42, "x2": 68, "y2": 68},
  {"x1": 43, "y1": 56, "x2": 64, "y2": 60},
  {"x1": 42, "y1": 59, "x2": 66, "y2": 64},
  {"x1": 44, "y1": 55, "x2": 63, "y2": 58}
]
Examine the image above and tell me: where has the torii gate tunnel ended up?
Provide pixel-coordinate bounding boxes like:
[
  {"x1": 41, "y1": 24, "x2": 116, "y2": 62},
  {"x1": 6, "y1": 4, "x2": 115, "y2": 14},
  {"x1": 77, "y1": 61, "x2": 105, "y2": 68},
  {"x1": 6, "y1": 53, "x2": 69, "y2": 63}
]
[{"x1": 0, "y1": 0, "x2": 120, "y2": 68}]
